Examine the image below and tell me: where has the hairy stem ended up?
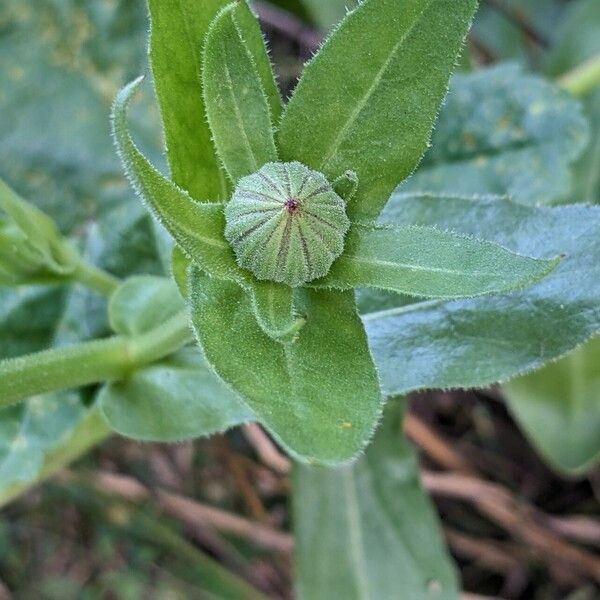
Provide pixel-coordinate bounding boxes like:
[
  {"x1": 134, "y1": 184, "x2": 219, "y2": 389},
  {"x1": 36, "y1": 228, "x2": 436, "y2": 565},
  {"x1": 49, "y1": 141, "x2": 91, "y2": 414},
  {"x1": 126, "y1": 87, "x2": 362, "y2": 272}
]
[
  {"x1": 558, "y1": 52, "x2": 600, "y2": 98},
  {"x1": 0, "y1": 310, "x2": 193, "y2": 407}
]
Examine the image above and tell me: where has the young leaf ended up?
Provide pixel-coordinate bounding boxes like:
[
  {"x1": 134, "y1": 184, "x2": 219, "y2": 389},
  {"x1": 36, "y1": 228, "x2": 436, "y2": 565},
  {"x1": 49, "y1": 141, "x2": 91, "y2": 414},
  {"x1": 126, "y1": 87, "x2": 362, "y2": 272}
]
[
  {"x1": 503, "y1": 337, "x2": 600, "y2": 475},
  {"x1": 112, "y1": 79, "x2": 300, "y2": 342},
  {"x1": 234, "y1": 1, "x2": 283, "y2": 123},
  {"x1": 190, "y1": 269, "x2": 382, "y2": 465},
  {"x1": 147, "y1": 0, "x2": 228, "y2": 200},
  {"x1": 294, "y1": 400, "x2": 459, "y2": 599},
  {"x1": 0, "y1": 178, "x2": 77, "y2": 276},
  {"x1": 99, "y1": 348, "x2": 253, "y2": 442},
  {"x1": 108, "y1": 276, "x2": 185, "y2": 337},
  {"x1": 365, "y1": 194, "x2": 600, "y2": 396},
  {"x1": 277, "y1": 0, "x2": 478, "y2": 220},
  {"x1": 316, "y1": 223, "x2": 558, "y2": 299},
  {"x1": 398, "y1": 65, "x2": 589, "y2": 205},
  {"x1": 203, "y1": 3, "x2": 278, "y2": 184}
]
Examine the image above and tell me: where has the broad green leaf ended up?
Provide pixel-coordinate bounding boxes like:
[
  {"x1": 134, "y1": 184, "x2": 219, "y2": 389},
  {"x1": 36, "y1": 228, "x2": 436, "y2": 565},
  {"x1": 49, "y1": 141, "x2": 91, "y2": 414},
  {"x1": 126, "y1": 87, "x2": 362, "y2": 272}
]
[
  {"x1": 504, "y1": 336, "x2": 600, "y2": 475},
  {"x1": 112, "y1": 79, "x2": 300, "y2": 342},
  {"x1": 278, "y1": 0, "x2": 478, "y2": 220},
  {"x1": 398, "y1": 65, "x2": 589, "y2": 205},
  {"x1": 546, "y1": 0, "x2": 600, "y2": 204},
  {"x1": 99, "y1": 348, "x2": 252, "y2": 442},
  {"x1": 147, "y1": 0, "x2": 228, "y2": 200},
  {"x1": 295, "y1": 400, "x2": 458, "y2": 600},
  {"x1": 363, "y1": 194, "x2": 600, "y2": 396},
  {"x1": 316, "y1": 223, "x2": 558, "y2": 299},
  {"x1": 190, "y1": 269, "x2": 382, "y2": 465},
  {"x1": 108, "y1": 276, "x2": 185, "y2": 336},
  {"x1": 203, "y1": 3, "x2": 278, "y2": 184}
]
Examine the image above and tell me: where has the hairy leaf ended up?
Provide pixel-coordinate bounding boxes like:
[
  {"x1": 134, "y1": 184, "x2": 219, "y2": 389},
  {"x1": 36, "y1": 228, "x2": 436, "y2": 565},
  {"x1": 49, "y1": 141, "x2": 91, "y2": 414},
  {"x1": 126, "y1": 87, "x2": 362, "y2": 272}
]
[
  {"x1": 147, "y1": 0, "x2": 228, "y2": 200},
  {"x1": 317, "y1": 223, "x2": 557, "y2": 299},
  {"x1": 504, "y1": 337, "x2": 600, "y2": 475},
  {"x1": 203, "y1": 3, "x2": 278, "y2": 184},
  {"x1": 190, "y1": 270, "x2": 382, "y2": 465},
  {"x1": 364, "y1": 194, "x2": 600, "y2": 395},
  {"x1": 99, "y1": 348, "x2": 252, "y2": 442},
  {"x1": 295, "y1": 401, "x2": 458, "y2": 599},
  {"x1": 399, "y1": 65, "x2": 589, "y2": 205},
  {"x1": 278, "y1": 0, "x2": 478, "y2": 220}
]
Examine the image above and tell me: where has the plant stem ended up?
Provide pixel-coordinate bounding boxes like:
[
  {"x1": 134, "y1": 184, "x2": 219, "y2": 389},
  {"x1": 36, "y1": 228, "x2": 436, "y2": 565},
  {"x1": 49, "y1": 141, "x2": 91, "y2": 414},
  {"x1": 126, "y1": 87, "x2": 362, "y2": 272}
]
[
  {"x1": 0, "y1": 310, "x2": 193, "y2": 407},
  {"x1": 71, "y1": 259, "x2": 120, "y2": 297},
  {"x1": 558, "y1": 52, "x2": 600, "y2": 98}
]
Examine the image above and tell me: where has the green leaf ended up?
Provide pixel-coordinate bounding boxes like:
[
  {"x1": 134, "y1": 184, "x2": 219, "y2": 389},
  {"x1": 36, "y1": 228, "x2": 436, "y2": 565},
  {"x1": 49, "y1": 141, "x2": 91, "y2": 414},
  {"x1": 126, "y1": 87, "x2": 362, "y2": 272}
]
[
  {"x1": 99, "y1": 347, "x2": 252, "y2": 442},
  {"x1": 277, "y1": 0, "x2": 478, "y2": 220},
  {"x1": 364, "y1": 194, "x2": 600, "y2": 396},
  {"x1": 203, "y1": 3, "x2": 278, "y2": 184},
  {"x1": 190, "y1": 269, "x2": 382, "y2": 465},
  {"x1": 316, "y1": 223, "x2": 558, "y2": 299},
  {"x1": 147, "y1": 0, "x2": 228, "y2": 200},
  {"x1": 294, "y1": 400, "x2": 459, "y2": 600},
  {"x1": 503, "y1": 336, "x2": 600, "y2": 475},
  {"x1": 398, "y1": 65, "x2": 589, "y2": 205},
  {"x1": 108, "y1": 276, "x2": 185, "y2": 336},
  {"x1": 112, "y1": 78, "x2": 300, "y2": 342}
]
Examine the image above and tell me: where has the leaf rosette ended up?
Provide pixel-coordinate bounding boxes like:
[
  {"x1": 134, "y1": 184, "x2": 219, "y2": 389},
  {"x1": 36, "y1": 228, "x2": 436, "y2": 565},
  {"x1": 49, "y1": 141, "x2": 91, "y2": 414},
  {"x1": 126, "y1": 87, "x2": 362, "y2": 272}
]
[{"x1": 111, "y1": 0, "x2": 561, "y2": 464}]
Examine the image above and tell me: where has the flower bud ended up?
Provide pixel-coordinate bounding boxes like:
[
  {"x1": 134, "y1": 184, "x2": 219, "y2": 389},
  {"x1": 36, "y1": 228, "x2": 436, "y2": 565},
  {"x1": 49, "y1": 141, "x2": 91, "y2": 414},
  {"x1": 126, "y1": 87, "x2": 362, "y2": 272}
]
[{"x1": 224, "y1": 162, "x2": 350, "y2": 287}]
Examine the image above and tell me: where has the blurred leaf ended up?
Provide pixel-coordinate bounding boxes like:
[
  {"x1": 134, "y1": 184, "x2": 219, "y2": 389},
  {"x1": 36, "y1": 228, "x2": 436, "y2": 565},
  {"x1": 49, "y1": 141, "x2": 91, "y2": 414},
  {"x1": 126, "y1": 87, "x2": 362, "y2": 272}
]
[
  {"x1": 0, "y1": 392, "x2": 87, "y2": 489},
  {"x1": 0, "y1": 405, "x2": 110, "y2": 507},
  {"x1": 546, "y1": 0, "x2": 600, "y2": 204},
  {"x1": 504, "y1": 336, "x2": 600, "y2": 475},
  {"x1": 278, "y1": 0, "x2": 478, "y2": 220},
  {"x1": 99, "y1": 348, "x2": 252, "y2": 442},
  {"x1": 364, "y1": 194, "x2": 600, "y2": 396},
  {"x1": 294, "y1": 400, "x2": 458, "y2": 600},
  {"x1": 398, "y1": 65, "x2": 589, "y2": 205},
  {"x1": 301, "y1": 0, "x2": 358, "y2": 30},
  {"x1": 0, "y1": 0, "x2": 164, "y2": 499},
  {"x1": 190, "y1": 270, "x2": 382, "y2": 465},
  {"x1": 471, "y1": 0, "x2": 565, "y2": 64}
]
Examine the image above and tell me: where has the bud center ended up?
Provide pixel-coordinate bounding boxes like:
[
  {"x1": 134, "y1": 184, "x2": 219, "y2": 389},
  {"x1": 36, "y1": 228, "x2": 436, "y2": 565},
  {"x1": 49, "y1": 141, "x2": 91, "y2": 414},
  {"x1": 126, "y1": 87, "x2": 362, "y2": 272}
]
[{"x1": 284, "y1": 198, "x2": 300, "y2": 214}]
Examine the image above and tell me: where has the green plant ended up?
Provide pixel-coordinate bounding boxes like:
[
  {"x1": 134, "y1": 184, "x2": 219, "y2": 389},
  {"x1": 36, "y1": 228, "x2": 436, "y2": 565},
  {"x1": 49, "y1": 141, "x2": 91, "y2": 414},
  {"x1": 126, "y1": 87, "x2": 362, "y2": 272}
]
[{"x1": 1, "y1": 0, "x2": 600, "y2": 596}]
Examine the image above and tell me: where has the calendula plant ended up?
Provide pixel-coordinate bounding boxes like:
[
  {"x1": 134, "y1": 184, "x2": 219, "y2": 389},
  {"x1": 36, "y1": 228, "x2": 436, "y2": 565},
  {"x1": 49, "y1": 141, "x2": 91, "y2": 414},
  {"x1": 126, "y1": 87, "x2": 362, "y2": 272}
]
[{"x1": 2, "y1": 0, "x2": 600, "y2": 596}]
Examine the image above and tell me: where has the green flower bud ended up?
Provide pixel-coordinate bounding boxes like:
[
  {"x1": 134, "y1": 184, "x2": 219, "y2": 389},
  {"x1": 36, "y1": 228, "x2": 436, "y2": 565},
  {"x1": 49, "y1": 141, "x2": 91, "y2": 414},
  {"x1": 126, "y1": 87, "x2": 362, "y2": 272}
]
[{"x1": 224, "y1": 162, "x2": 350, "y2": 287}]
